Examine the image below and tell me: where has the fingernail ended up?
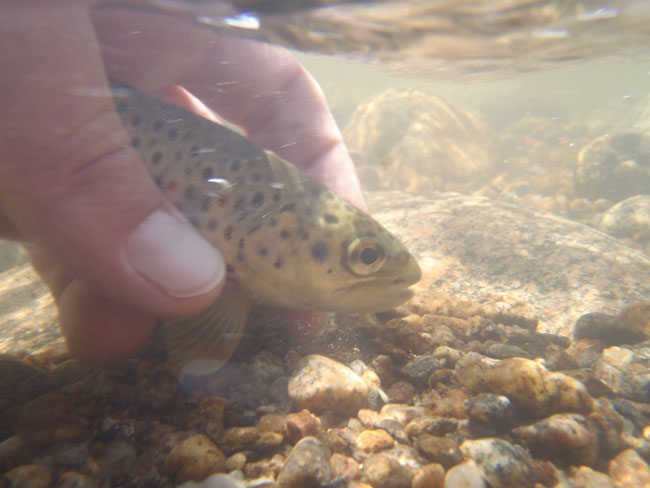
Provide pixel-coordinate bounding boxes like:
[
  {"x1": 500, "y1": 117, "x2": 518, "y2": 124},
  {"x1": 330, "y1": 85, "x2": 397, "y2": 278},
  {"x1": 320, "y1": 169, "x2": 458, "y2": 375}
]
[{"x1": 125, "y1": 210, "x2": 225, "y2": 298}]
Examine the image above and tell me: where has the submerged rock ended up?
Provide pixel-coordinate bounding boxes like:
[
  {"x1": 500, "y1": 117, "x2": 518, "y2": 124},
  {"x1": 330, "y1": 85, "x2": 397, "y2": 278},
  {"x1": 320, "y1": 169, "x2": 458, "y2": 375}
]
[
  {"x1": 277, "y1": 437, "x2": 331, "y2": 488},
  {"x1": 600, "y1": 194, "x2": 650, "y2": 252}
]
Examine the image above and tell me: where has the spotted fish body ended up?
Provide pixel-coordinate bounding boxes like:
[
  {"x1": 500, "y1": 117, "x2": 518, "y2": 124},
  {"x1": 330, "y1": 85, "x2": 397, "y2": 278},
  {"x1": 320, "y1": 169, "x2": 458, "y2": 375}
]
[{"x1": 112, "y1": 82, "x2": 421, "y2": 371}]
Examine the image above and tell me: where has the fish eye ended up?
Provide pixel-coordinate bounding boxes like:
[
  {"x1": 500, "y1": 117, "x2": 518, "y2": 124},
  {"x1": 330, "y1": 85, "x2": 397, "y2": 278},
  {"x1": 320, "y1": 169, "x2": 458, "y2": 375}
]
[{"x1": 346, "y1": 237, "x2": 386, "y2": 276}]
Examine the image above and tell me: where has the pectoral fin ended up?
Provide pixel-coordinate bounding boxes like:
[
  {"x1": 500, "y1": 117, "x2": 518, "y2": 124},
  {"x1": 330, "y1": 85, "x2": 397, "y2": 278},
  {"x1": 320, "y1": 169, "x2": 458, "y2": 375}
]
[{"x1": 162, "y1": 286, "x2": 252, "y2": 376}]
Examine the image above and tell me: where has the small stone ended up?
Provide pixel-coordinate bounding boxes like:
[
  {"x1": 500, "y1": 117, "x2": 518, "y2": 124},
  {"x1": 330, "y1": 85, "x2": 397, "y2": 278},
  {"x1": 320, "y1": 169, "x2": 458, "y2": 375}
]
[
  {"x1": 574, "y1": 312, "x2": 648, "y2": 346},
  {"x1": 363, "y1": 453, "x2": 412, "y2": 488},
  {"x1": 164, "y1": 434, "x2": 226, "y2": 483},
  {"x1": 609, "y1": 449, "x2": 650, "y2": 487},
  {"x1": 225, "y1": 452, "x2": 247, "y2": 472},
  {"x1": 463, "y1": 393, "x2": 517, "y2": 428},
  {"x1": 330, "y1": 452, "x2": 360, "y2": 482},
  {"x1": 367, "y1": 388, "x2": 387, "y2": 411},
  {"x1": 16, "y1": 393, "x2": 85, "y2": 447},
  {"x1": 592, "y1": 346, "x2": 650, "y2": 403},
  {"x1": 355, "y1": 429, "x2": 395, "y2": 453},
  {"x1": 257, "y1": 413, "x2": 287, "y2": 437},
  {"x1": 373, "y1": 418, "x2": 409, "y2": 444},
  {"x1": 189, "y1": 397, "x2": 226, "y2": 442},
  {"x1": 285, "y1": 409, "x2": 321, "y2": 442},
  {"x1": 433, "y1": 347, "x2": 464, "y2": 367},
  {"x1": 405, "y1": 417, "x2": 457, "y2": 438},
  {"x1": 460, "y1": 438, "x2": 534, "y2": 488},
  {"x1": 400, "y1": 355, "x2": 442, "y2": 386},
  {"x1": 358, "y1": 408, "x2": 380, "y2": 428},
  {"x1": 3, "y1": 464, "x2": 52, "y2": 488},
  {"x1": 379, "y1": 404, "x2": 425, "y2": 425},
  {"x1": 559, "y1": 466, "x2": 615, "y2": 488},
  {"x1": 543, "y1": 344, "x2": 579, "y2": 371},
  {"x1": 251, "y1": 351, "x2": 285, "y2": 381},
  {"x1": 482, "y1": 342, "x2": 533, "y2": 359},
  {"x1": 277, "y1": 437, "x2": 331, "y2": 488},
  {"x1": 288, "y1": 355, "x2": 368, "y2": 414},
  {"x1": 220, "y1": 426, "x2": 283, "y2": 453},
  {"x1": 412, "y1": 463, "x2": 445, "y2": 488},
  {"x1": 415, "y1": 434, "x2": 462, "y2": 469},
  {"x1": 58, "y1": 471, "x2": 99, "y2": 488},
  {"x1": 244, "y1": 453, "x2": 285, "y2": 480},
  {"x1": 385, "y1": 381, "x2": 416, "y2": 403},
  {"x1": 443, "y1": 460, "x2": 486, "y2": 488},
  {"x1": 513, "y1": 413, "x2": 599, "y2": 467},
  {"x1": 600, "y1": 195, "x2": 650, "y2": 248}
]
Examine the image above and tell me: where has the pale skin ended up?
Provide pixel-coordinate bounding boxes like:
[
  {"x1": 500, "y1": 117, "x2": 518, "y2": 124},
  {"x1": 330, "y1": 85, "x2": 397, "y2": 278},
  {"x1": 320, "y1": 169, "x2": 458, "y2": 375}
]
[{"x1": 0, "y1": 2, "x2": 366, "y2": 363}]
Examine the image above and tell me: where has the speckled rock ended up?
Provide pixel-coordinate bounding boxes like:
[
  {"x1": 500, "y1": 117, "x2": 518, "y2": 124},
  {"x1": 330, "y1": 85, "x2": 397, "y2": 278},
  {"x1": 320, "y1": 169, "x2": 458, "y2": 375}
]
[
  {"x1": 164, "y1": 434, "x2": 226, "y2": 483},
  {"x1": 363, "y1": 453, "x2": 412, "y2": 488},
  {"x1": 592, "y1": 346, "x2": 650, "y2": 403},
  {"x1": 344, "y1": 89, "x2": 495, "y2": 194},
  {"x1": 455, "y1": 354, "x2": 593, "y2": 417},
  {"x1": 600, "y1": 195, "x2": 650, "y2": 252},
  {"x1": 367, "y1": 191, "x2": 650, "y2": 336},
  {"x1": 608, "y1": 449, "x2": 650, "y2": 487},
  {"x1": 2, "y1": 464, "x2": 52, "y2": 488},
  {"x1": 512, "y1": 413, "x2": 599, "y2": 467},
  {"x1": 415, "y1": 434, "x2": 462, "y2": 469},
  {"x1": 277, "y1": 437, "x2": 331, "y2": 488},
  {"x1": 288, "y1": 354, "x2": 368, "y2": 414},
  {"x1": 443, "y1": 460, "x2": 486, "y2": 488},
  {"x1": 463, "y1": 393, "x2": 518, "y2": 428},
  {"x1": 400, "y1": 355, "x2": 442, "y2": 386},
  {"x1": 573, "y1": 312, "x2": 648, "y2": 346},
  {"x1": 460, "y1": 438, "x2": 534, "y2": 488},
  {"x1": 412, "y1": 462, "x2": 445, "y2": 488}
]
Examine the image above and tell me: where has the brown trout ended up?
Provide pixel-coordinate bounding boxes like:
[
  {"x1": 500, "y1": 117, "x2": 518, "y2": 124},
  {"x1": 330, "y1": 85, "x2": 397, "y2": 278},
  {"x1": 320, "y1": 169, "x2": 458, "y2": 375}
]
[{"x1": 7, "y1": 82, "x2": 422, "y2": 372}]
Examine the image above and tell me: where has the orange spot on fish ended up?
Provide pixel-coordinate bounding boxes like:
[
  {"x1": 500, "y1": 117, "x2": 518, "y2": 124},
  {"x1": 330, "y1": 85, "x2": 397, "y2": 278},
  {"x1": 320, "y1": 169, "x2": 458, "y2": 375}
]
[{"x1": 166, "y1": 180, "x2": 178, "y2": 191}]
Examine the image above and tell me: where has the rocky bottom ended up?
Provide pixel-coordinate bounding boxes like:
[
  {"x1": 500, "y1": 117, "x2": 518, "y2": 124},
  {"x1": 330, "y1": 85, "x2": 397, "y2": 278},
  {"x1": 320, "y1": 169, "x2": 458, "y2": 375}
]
[{"x1": 1, "y1": 296, "x2": 650, "y2": 488}]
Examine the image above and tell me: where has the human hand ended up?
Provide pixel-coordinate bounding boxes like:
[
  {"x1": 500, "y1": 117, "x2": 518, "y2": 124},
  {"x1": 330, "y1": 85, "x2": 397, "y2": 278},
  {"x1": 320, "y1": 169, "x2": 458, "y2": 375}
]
[{"x1": 0, "y1": 3, "x2": 365, "y2": 363}]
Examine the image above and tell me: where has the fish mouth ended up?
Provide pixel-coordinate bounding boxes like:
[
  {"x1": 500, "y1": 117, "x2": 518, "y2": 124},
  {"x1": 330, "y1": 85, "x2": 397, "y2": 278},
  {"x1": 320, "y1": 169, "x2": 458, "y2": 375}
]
[{"x1": 330, "y1": 278, "x2": 417, "y2": 313}]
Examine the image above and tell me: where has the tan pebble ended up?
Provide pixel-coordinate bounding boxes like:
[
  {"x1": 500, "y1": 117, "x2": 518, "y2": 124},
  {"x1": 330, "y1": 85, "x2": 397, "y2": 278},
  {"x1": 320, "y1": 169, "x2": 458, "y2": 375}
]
[
  {"x1": 257, "y1": 413, "x2": 287, "y2": 437},
  {"x1": 288, "y1": 354, "x2": 368, "y2": 414},
  {"x1": 355, "y1": 429, "x2": 395, "y2": 453},
  {"x1": 443, "y1": 460, "x2": 485, "y2": 488},
  {"x1": 363, "y1": 453, "x2": 412, "y2": 488},
  {"x1": 330, "y1": 452, "x2": 360, "y2": 481},
  {"x1": 609, "y1": 449, "x2": 650, "y2": 488},
  {"x1": 361, "y1": 369, "x2": 381, "y2": 390},
  {"x1": 386, "y1": 381, "x2": 416, "y2": 403},
  {"x1": 401, "y1": 314, "x2": 422, "y2": 325},
  {"x1": 3, "y1": 464, "x2": 52, "y2": 488},
  {"x1": 415, "y1": 434, "x2": 462, "y2": 469},
  {"x1": 379, "y1": 403, "x2": 425, "y2": 424},
  {"x1": 221, "y1": 426, "x2": 260, "y2": 452},
  {"x1": 277, "y1": 437, "x2": 331, "y2": 488},
  {"x1": 225, "y1": 452, "x2": 247, "y2": 472},
  {"x1": 563, "y1": 466, "x2": 615, "y2": 488},
  {"x1": 412, "y1": 463, "x2": 445, "y2": 488},
  {"x1": 164, "y1": 434, "x2": 225, "y2": 483},
  {"x1": 286, "y1": 409, "x2": 321, "y2": 442},
  {"x1": 357, "y1": 408, "x2": 380, "y2": 428}
]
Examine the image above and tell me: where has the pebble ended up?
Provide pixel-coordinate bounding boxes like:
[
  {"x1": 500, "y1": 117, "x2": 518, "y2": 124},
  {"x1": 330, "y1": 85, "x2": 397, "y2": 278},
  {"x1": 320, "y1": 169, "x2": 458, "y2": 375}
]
[
  {"x1": 460, "y1": 438, "x2": 534, "y2": 488},
  {"x1": 189, "y1": 397, "x2": 226, "y2": 442},
  {"x1": 288, "y1": 355, "x2": 368, "y2": 414},
  {"x1": 608, "y1": 449, "x2": 650, "y2": 487},
  {"x1": 399, "y1": 355, "x2": 442, "y2": 386},
  {"x1": 363, "y1": 453, "x2": 412, "y2": 488},
  {"x1": 276, "y1": 437, "x2": 331, "y2": 488},
  {"x1": 15, "y1": 393, "x2": 85, "y2": 447},
  {"x1": 592, "y1": 346, "x2": 650, "y2": 402},
  {"x1": 220, "y1": 427, "x2": 283, "y2": 454},
  {"x1": 414, "y1": 434, "x2": 462, "y2": 469},
  {"x1": 542, "y1": 344, "x2": 578, "y2": 371},
  {"x1": 257, "y1": 414, "x2": 287, "y2": 438},
  {"x1": 385, "y1": 381, "x2": 416, "y2": 403},
  {"x1": 285, "y1": 409, "x2": 320, "y2": 441},
  {"x1": 512, "y1": 413, "x2": 599, "y2": 467},
  {"x1": 482, "y1": 342, "x2": 533, "y2": 360},
  {"x1": 405, "y1": 416, "x2": 457, "y2": 438},
  {"x1": 330, "y1": 452, "x2": 360, "y2": 482},
  {"x1": 573, "y1": 312, "x2": 648, "y2": 345},
  {"x1": 455, "y1": 354, "x2": 593, "y2": 417},
  {"x1": 443, "y1": 460, "x2": 486, "y2": 488},
  {"x1": 463, "y1": 393, "x2": 518, "y2": 428},
  {"x1": 3, "y1": 464, "x2": 52, "y2": 488},
  {"x1": 355, "y1": 429, "x2": 395, "y2": 453},
  {"x1": 412, "y1": 463, "x2": 445, "y2": 488},
  {"x1": 557, "y1": 466, "x2": 615, "y2": 488},
  {"x1": 225, "y1": 452, "x2": 247, "y2": 472},
  {"x1": 379, "y1": 404, "x2": 425, "y2": 425},
  {"x1": 164, "y1": 434, "x2": 226, "y2": 483},
  {"x1": 600, "y1": 194, "x2": 650, "y2": 251},
  {"x1": 373, "y1": 418, "x2": 409, "y2": 444}
]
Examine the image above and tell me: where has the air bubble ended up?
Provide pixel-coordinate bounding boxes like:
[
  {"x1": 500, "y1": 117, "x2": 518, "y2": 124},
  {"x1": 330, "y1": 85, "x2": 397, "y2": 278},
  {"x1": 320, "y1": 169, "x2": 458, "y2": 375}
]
[{"x1": 202, "y1": 178, "x2": 233, "y2": 198}]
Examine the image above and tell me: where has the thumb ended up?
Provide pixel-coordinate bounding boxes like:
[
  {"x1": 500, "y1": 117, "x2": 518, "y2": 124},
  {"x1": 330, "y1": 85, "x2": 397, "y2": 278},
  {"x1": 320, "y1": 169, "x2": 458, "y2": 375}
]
[{"x1": 0, "y1": 4, "x2": 225, "y2": 319}]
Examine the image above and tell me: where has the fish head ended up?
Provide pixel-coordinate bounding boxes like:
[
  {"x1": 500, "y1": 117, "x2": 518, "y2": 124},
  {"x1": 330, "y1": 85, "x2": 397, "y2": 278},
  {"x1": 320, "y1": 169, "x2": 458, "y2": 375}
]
[{"x1": 236, "y1": 177, "x2": 421, "y2": 313}]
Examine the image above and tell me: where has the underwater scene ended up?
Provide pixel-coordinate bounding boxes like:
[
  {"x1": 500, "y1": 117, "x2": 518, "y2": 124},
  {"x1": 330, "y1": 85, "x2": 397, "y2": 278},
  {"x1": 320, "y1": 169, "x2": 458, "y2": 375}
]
[{"x1": 0, "y1": 1, "x2": 649, "y2": 487}]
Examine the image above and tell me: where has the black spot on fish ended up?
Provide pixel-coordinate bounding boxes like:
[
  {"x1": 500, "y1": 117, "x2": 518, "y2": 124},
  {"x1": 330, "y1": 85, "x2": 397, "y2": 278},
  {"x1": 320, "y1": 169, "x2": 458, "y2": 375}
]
[
  {"x1": 237, "y1": 249, "x2": 245, "y2": 262},
  {"x1": 269, "y1": 218, "x2": 277, "y2": 227},
  {"x1": 230, "y1": 161, "x2": 241, "y2": 172},
  {"x1": 116, "y1": 101, "x2": 128, "y2": 113},
  {"x1": 280, "y1": 203, "x2": 296, "y2": 213},
  {"x1": 131, "y1": 115, "x2": 142, "y2": 126},
  {"x1": 327, "y1": 268, "x2": 333, "y2": 274},
  {"x1": 168, "y1": 129, "x2": 179, "y2": 140},
  {"x1": 224, "y1": 226, "x2": 233, "y2": 241},
  {"x1": 247, "y1": 222, "x2": 263, "y2": 235},
  {"x1": 238, "y1": 238, "x2": 245, "y2": 248},
  {"x1": 250, "y1": 173, "x2": 262, "y2": 182},
  {"x1": 280, "y1": 230, "x2": 290, "y2": 239},
  {"x1": 153, "y1": 121, "x2": 163, "y2": 131},
  {"x1": 235, "y1": 197, "x2": 246, "y2": 212},
  {"x1": 153, "y1": 175, "x2": 163, "y2": 187},
  {"x1": 201, "y1": 196, "x2": 211, "y2": 212},
  {"x1": 323, "y1": 213, "x2": 339, "y2": 224},
  {"x1": 258, "y1": 246, "x2": 268, "y2": 256},
  {"x1": 207, "y1": 218, "x2": 218, "y2": 231},
  {"x1": 132, "y1": 137, "x2": 141, "y2": 149},
  {"x1": 226, "y1": 264, "x2": 234, "y2": 273},
  {"x1": 272, "y1": 193, "x2": 281, "y2": 202},
  {"x1": 190, "y1": 145, "x2": 200, "y2": 157},
  {"x1": 311, "y1": 241, "x2": 329, "y2": 263},
  {"x1": 301, "y1": 233, "x2": 310, "y2": 240},
  {"x1": 274, "y1": 258, "x2": 283, "y2": 269},
  {"x1": 202, "y1": 167, "x2": 213, "y2": 180},
  {"x1": 152, "y1": 151, "x2": 163, "y2": 164},
  {"x1": 184, "y1": 186, "x2": 196, "y2": 201},
  {"x1": 251, "y1": 192, "x2": 265, "y2": 206}
]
